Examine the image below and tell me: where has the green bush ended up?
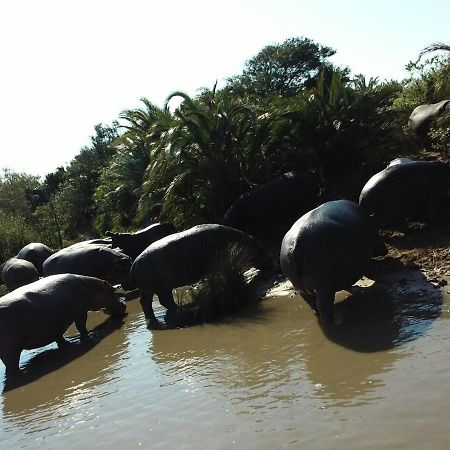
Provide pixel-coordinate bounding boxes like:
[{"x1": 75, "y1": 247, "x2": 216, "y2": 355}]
[{"x1": 0, "y1": 211, "x2": 42, "y2": 264}]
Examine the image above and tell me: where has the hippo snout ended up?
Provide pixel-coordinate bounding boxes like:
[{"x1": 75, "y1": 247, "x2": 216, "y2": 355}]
[{"x1": 104, "y1": 299, "x2": 127, "y2": 317}]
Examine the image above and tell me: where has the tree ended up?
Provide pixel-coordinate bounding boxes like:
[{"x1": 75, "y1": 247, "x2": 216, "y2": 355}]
[
  {"x1": 0, "y1": 169, "x2": 41, "y2": 218},
  {"x1": 226, "y1": 37, "x2": 336, "y2": 97},
  {"x1": 94, "y1": 99, "x2": 173, "y2": 232},
  {"x1": 139, "y1": 87, "x2": 281, "y2": 227},
  {"x1": 0, "y1": 170, "x2": 53, "y2": 261},
  {"x1": 54, "y1": 122, "x2": 119, "y2": 239}
]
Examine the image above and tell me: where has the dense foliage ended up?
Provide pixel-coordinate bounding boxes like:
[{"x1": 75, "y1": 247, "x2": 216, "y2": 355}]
[{"x1": 1, "y1": 37, "x2": 449, "y2": 263}]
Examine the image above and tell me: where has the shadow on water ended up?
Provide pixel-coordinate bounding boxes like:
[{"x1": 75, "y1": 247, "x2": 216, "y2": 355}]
[
  {"x1": 2, "y1": 315, "x2": 126, "y2": 394},
  {"x1": 148, "y1": 266, "x2": 444, "y2": 408},
  {"x1": 323, "y1": 267, "x2": 443, "y2": 352}
]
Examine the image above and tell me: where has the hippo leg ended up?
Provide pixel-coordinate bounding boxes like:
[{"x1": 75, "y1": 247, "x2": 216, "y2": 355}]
[
  {"x1": 1, "y1": 349, "x2": 21, "y2": 376},
  {"x1": 56, "y1": 336, "x2": 70, "y2": 348},
  {"x1": 299, "y1": 275, "x2": 319, "y2": 314},
  {"x1": 156, "y1": 288, "x2": 178, "y2": 311},
  {"x1": 74, "y1": 312, "x2": 89, "y2": 341},
  {"x1": 315, "y1": 283, "x2": 336, "y2": 326},
  {"x1": 140, "y1": 289, "x2": 162, "y2": 330}
]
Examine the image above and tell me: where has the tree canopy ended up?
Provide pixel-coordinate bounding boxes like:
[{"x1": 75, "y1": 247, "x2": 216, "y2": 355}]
[{"x1": 226, "y1": 37, "x2": 336, "y2": 97}]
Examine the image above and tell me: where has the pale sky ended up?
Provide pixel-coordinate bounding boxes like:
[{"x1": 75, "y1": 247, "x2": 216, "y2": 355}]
[{"x1": 1, "y1": 0, "x2": 449, "y2": 177}]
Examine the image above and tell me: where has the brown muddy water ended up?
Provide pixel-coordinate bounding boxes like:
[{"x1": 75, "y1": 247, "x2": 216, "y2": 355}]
[{"x1": 1, "y1": 269, "x2": 450, "y2": 449}]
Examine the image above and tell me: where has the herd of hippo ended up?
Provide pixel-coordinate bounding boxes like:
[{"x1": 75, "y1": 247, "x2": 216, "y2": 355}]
[{"x1": 0, "y1": 102, "x2": 449, "y2": 376}]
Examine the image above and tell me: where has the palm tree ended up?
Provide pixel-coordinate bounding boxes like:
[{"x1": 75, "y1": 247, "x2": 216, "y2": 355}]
[
  {"x1": 414, "y1": 42, "x2": 450, "y2": 101},
  {"x1": 140, "y1": 86, "x2": 282, "y2": 227},
  {"x1": 94, "y1": 99, "x2": 173, "y2": 231},
  {"x1": 417, "y1": 42, "x2": 450, "y2": 61}
]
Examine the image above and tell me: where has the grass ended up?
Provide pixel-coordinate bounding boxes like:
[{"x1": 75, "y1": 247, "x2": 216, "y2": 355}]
[{"x1": 168, "y1": 244, "x2": 269, "y2": 327}]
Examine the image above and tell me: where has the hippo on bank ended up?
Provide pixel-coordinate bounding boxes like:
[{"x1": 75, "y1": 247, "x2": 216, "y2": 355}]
[
  {"x1": 280, "y1": 200, "x2": 377, "y2": 325},
  {"x1": 43, "y1": 245, "x2": 134, "y2": 290},
  {"x1": 222, "y1": 171, "x2": 321, "y2": 240},
  {"x1": 359, "y1": 160, "x2": 450, "y2": 227},
  {"x1": 105, "y1": 222, "x2": 176, "y2": 259},
  {"x1": 17, "y1": 243, "x2": 53, "y2": 276},
  {"x1": 2, "y1": 257, "x2": 39, "y2": 292},
  {"x1": 130, "y1": 224, "x2": 271, "y2": 324},
  {"x1": 408, "y1": 100, "x2": 450, "y2": 143},
  {"x1": 0, "y1": 274, "x2": 126, "y2": 375}
]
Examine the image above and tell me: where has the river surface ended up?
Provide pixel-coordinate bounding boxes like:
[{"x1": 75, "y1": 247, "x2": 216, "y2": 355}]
[{"x1": 1, "y1": 269, "x2": 450, "y2": 449}]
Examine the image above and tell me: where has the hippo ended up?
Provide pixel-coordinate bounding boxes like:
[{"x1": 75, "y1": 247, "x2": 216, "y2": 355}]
[
  {"x1": 43, "y1": 245, "x2": 134, "y2": 290},
  {"x1": 280, "y1": 200, "x2": 377, "y2": 325},
  {"x1": 17, "y1": 243, "x2": 53, "y2": 276},
  {"x1": 408, "y1": 100, "x2": 450, "y2": 144},
  {"x1": 65, "y1": 238, "x2": 113, "y2": 250},
  {"x1": 0, "y1": 274, "x2": 126, "y2": 375},
  {"x1": 105, "y1": 222, "x2": 177, "y2": 259},
  {"x1": 386, "y1": 157, "x2": 413, "y2": 168},
  {"x1": 359, "y1": 160, "x2": 450, "y2": 227},
  {"x1": 130, "y1": 224, "x2": 272, "y2": 324},
  {"x1": 222, "y1": 171, "x2": 321, "y2": 241},
  {"x1": 2, "y1": 258, "x2": 39, "y2": 292}
]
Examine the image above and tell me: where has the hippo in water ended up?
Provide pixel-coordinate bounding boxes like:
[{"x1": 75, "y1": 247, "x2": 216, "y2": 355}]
[
  {"x1": 222, "y1": 171, "x2": 321, "y2": 241},
  {"x1": 408, "y1": 100, "x2": 450, "y2": 144},
  {"x1": 359, "y1": 160, "x2": 450, "y2": 227},
  {"x1": 2, "y1": 257, "x2": 39, "y2": 292},
  {"x1": 43, "y1": 245, "x2": 134, "y2": 291},
  {"x1": 0, "y1": 274, "x2": 126, "y2": 375},
  {"x1": 280, "y1": 200, "x2": 377, "y2": 325},
  {"x1": 17, "y1": 243, "x2": 53, "y2": 276},
  {"x1": 130, "y1": 224, "x2": 271, "y2": 325},
  {"x1": 105, "y1": 222, "x2": 176, "y2": 260}
]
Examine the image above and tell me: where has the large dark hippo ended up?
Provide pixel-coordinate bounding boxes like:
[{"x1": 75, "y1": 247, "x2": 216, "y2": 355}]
[
  {"x1": 280, "y1": 200, "x2": 376, "y2": 325},
  {"x1": 105, "y1": 222, "x2": 176, "y2": 259},
  {"x1": 17, "y1": 243, "x2": 53, "y2": 276},
  {"x1": 2, "y1": 257, "x2": 39, "y2": 292},
  {"x1": 359, "y1": 160, "x2": 450, "y2": 227},
  {"x1": 408, "y1": 100, "x2": 450, "y2": 143},
  {"x1": 43, "y1": 245, "x2": 134, "y2": 290},
  {"x1": 222, "y1": 171, "x2": 321, "y2": 240},
  {"x1": 130, "y1": 224, "x2": 271, "y2": 323},
  {"x1": 0, "y1": 274, "x2": 126, "y2": 375}
]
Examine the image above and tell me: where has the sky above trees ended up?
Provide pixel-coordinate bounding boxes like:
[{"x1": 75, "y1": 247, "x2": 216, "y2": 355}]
[{"x1": 2, "y1": 0, "x2": 450, "y2": 176}]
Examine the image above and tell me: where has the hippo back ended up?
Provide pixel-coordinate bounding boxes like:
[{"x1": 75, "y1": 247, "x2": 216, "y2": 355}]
[
  {"x1": 43, "y1": 245, "x2": 133, "y2": 288},
  {"x1": 408, "y1": 100, "x2": 450, "y2": 142},
  {"x1": 359, "y1": 160, "x2": 450, "y2": 225},
  {"x1": 280, "y1": 200, "x2": 375, "y2": 292},
  {"x1": 2, "y1": 257, "x2": 39, "y2": 292},
  {"x1": 386, "y1": 157, "x2": 414, "y2": 168},
  {"x1": 223, "y1": 171, "x2": 321, "y2": 238},
  {"x1": 17, "y1": 242, "x2": 53, "y2": 275},
  {"x1": 131, "y1": 224, "x2": 270, "y2": 290},
  {"x1": 65, "y1": 238, "x2": 113, "y2": 250}
]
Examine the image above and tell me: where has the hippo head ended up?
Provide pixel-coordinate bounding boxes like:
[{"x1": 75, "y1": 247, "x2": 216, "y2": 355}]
[
  {"x1": 105, "y1": 223, "x2": 177, "y2": 259},
  {"x1": 93, "y1": 280, "x2": 127, "y2": 317},
  {"x1": 103, "y1": 251, "x2": 135, "y2": 291}
]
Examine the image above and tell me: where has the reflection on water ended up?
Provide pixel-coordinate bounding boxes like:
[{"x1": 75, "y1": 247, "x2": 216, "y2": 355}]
[{"x1": 0, "y1": 268, "x2": 448, "y2": 449}]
